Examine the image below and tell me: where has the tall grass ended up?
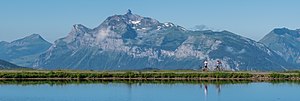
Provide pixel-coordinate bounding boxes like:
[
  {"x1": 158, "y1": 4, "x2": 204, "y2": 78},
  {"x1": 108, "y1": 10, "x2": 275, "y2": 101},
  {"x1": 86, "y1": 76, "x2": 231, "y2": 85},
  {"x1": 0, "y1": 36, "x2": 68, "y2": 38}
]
[
  {"x1": 0, "y1": 71, "x2": 298, "y2": 79},
  {"x1": 0, "y1": 71, "x2": 254, "y2": 79}
]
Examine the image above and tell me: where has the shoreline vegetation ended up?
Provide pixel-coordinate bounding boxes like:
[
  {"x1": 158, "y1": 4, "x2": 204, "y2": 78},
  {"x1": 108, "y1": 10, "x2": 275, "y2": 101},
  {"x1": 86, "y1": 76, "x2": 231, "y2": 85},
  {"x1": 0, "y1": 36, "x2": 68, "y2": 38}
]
[
  {"x1": 0, "y1": 70, "x2": 300, "y2": 81},
  {"x1": 2, "y1": 79, "x2": 300, "y2": 86}
]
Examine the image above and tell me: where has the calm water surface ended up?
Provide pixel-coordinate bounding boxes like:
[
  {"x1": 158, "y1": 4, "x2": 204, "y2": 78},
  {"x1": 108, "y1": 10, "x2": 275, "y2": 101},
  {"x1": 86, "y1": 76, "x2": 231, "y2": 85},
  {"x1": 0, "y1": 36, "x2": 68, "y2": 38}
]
[{"x1": 0, "y1": 81, "x2": 299, "y2": 101}]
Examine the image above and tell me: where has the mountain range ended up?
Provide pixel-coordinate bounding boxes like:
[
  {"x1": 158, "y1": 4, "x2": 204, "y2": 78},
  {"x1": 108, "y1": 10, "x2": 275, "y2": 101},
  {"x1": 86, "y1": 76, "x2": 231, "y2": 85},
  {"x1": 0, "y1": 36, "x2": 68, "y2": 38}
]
[{"x1": 0, "y1": 10, "x2": 299, "y2": 71}]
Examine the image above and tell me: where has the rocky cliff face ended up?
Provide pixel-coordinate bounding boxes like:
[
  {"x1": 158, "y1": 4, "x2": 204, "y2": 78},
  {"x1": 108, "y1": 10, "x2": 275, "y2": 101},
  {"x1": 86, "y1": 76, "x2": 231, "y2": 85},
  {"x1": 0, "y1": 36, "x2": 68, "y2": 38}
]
[
  {"x1": 33, "y1": 10, "x2": 292, "y2": 71},
  {"x1": 260, "y1": 28, "x2": 300, "y2": 66}
]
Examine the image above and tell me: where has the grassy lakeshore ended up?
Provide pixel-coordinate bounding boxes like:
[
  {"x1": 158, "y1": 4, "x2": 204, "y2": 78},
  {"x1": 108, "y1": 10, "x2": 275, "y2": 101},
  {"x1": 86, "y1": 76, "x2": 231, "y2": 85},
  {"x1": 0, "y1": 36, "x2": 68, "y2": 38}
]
[
  {"x1": 0, "y1": 70, "x2": 299, "y2": 81},
  {"x1": 1, "y1": 79, "x2": 300, "y2": 86}
]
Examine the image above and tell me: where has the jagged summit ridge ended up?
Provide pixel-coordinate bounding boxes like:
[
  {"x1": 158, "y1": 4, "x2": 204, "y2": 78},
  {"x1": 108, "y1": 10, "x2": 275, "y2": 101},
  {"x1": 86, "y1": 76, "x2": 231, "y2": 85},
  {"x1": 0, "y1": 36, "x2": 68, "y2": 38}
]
[{"x1": 60, "y1": 10, "x2": 181, "y2": 47}]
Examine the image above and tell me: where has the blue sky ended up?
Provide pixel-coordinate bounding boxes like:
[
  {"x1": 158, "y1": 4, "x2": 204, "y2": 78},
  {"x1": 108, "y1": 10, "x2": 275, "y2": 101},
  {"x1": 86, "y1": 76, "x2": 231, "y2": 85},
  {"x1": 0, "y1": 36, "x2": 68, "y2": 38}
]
[{"x1": 1, "y1": 0, "x2": 300, "y2": 43}]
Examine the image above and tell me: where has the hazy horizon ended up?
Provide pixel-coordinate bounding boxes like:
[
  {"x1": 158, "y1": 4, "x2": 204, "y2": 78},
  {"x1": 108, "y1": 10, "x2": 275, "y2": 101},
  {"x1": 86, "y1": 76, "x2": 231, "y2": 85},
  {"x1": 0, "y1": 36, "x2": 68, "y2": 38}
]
[{"x1": 1, "y1": 0, "x2": 300, "y2": 43}]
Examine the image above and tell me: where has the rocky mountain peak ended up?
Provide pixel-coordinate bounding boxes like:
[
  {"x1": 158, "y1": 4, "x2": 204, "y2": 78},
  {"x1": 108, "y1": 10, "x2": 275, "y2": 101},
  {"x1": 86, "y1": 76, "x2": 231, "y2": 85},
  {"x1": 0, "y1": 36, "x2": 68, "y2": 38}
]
[
  {"x1": 11, "y1": 34, "x2": 49, "y2": 46},
  {"x1": 260, "y1": 27, "x2": 300, "y2": 65},
  {"x1": 271, "y1": 28, "x2": 300, "y2": 38},
  {"x1": 27, "y1": 33, "x2": 42, "y2": 39},
  {"x1": 18, "y1": 34, "x2": 43, "y2": 41},
  {"x1": 126, "y1": 9, "x2": 132, "y2": 15},
  {"x1": 0, "y1": 34, "x2": 52, "y2": 67},
  {"x1": 72, "y1": 24, "x2": 90, "y2": 33},
  {"x1": 98, "y1": 10, "x2": 160, "y2": 31},
  {"x1": 272, "y1": 28, "x2": 289, "y2": 34}
]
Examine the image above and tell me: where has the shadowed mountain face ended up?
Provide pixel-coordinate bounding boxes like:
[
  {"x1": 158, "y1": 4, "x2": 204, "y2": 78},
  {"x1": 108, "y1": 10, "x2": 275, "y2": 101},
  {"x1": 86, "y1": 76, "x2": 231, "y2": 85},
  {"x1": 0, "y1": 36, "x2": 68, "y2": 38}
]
[
  {"x1": 33, "y1": 10, "x2": 293, "y2": 71},
  {"x1": 260, "y1": 28, "x2": 300, "y2": 66},
  {"x1": 0, "y1": 34, "x2": 52, "y2": 67},
  {"x1": 0, "y1": 59, "x2": 23, "y2": 69}
]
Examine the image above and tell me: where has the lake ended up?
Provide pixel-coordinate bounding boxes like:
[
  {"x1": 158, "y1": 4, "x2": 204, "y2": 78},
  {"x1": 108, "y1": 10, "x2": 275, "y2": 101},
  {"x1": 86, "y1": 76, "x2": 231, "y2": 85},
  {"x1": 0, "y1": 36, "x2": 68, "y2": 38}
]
[{"x1": 0, "y1": 80, "x2": 299, "y2": 101}]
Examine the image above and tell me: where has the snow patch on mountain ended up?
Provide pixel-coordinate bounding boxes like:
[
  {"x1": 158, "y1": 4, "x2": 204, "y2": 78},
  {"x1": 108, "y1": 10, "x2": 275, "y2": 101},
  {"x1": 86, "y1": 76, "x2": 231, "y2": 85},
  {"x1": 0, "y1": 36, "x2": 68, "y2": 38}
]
[{"x1": 131, "y1": 20, "x2": 141, "y2": 24}]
